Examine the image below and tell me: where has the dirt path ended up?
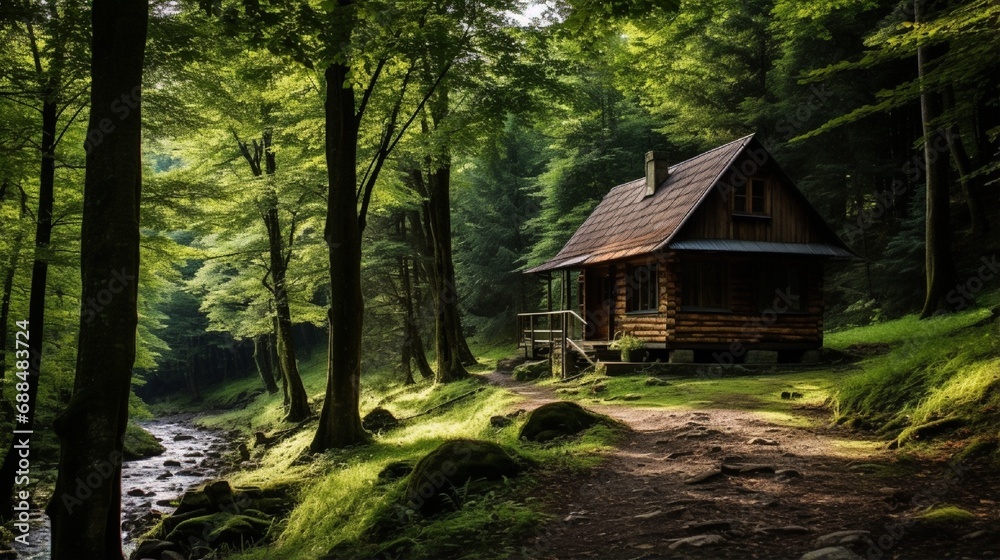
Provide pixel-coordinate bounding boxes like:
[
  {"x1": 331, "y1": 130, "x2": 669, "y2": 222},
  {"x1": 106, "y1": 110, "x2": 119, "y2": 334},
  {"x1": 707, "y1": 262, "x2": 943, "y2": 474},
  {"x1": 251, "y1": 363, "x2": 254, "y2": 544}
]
[{"x1": 483, "y1": 372, "x2": 1000, "y2": 560}]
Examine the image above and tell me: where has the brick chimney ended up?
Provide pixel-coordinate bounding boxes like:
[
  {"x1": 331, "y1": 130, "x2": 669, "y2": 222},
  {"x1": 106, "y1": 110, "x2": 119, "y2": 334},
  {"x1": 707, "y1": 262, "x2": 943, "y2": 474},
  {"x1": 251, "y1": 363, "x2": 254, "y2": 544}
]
[{"x1": 645, "y1": 151, "x2": 669, "y2": 197}]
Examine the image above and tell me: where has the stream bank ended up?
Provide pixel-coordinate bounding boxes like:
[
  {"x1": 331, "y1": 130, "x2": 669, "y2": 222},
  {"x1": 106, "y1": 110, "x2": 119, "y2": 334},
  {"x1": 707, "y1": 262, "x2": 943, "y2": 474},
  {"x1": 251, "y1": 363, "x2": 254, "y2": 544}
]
[{"x1": 11, "y1": 415, "x2": 236, "y2": 559}]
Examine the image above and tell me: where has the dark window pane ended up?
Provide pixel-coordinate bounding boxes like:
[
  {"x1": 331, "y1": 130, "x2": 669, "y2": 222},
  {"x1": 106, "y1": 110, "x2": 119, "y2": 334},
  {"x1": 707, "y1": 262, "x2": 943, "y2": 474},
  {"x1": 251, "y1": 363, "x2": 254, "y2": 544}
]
[
  {"x1": 734, "y1": 183, "x2": 748, "y2": 213},
  {"x1": 751, "y1": 180, "x2": 766, "y2": 213}
]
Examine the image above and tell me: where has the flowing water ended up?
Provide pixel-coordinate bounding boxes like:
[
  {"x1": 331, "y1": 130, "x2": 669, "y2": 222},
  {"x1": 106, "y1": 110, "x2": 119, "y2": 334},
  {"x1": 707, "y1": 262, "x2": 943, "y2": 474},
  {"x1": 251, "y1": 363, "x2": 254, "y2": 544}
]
[{"x1": 13, "y1": 416, "x2": 232, "y2": 559}]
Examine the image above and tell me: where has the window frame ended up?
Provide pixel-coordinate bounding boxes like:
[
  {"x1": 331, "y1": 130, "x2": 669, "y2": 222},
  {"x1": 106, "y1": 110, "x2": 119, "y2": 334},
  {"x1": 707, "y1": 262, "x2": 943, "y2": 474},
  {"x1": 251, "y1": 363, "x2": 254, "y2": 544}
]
[
  {"x1": 625, "y1": 263, "x2": 659, "y2": 314},
  {"x1": 732, "y1": 177, "x2": 770, "y2": 216},
  {"x1": 680, "y1": 260, "x2": 730, "y2": 313},
  {"x1": 757, "y1": 264, "x2": 807, "y2": 313}
]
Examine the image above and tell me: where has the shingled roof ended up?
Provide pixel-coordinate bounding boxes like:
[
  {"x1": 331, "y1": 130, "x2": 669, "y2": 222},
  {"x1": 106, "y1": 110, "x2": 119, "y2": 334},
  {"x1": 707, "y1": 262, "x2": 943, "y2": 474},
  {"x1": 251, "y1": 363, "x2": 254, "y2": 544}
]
[{"x1": 527, "y1": 134, "x2": 756, "y2": 273}]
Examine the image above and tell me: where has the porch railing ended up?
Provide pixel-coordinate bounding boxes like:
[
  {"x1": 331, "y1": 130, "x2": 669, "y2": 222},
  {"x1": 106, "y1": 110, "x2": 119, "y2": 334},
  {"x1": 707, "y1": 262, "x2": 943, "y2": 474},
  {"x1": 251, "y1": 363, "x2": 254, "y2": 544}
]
[{"x1": 516, "y1": 310, "x2": 588, "y2": 378}]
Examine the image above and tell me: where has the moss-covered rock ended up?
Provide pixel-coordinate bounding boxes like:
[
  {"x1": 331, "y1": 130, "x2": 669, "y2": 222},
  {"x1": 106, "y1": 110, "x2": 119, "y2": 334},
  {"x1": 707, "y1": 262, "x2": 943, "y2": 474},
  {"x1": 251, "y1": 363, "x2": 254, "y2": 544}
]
[
  {"x1": 362, "y1": 407, "x2": 400, "y2": 433},
  {"x1": 165, "y1": 512, "x2": 272, "y2": 549},
  {"x1": 123, "y1": 422, "x2": 165, "y2": 460},
  {"x1": 512, "y1": 360, "x2": 549, "y2": 381},
  {"x1": 915, "y1": 504, "x2": 977, "y2": 529},
  {"x1": 519, "y1": 402, "x2": 607, "y2": 442},
  {"x1": 403, "y1": 439, "x2": 524, "y2": 516}
]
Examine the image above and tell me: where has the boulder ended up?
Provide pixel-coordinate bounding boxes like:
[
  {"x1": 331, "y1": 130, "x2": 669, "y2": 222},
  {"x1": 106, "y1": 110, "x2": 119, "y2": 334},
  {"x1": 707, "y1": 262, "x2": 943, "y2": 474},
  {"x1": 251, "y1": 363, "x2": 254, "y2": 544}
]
[
  {"x1": 518, "y1": 402, "x2": 606, "y2": 442},
  {"x1": 404, "y1": 439, "x2": 524, "y2": 515},
  {"x1": 496, "y1": 356, "x2": 528, "y2": 372},
  {"x1": 377, "y1": 461, "x2": 414, "y2": 482},
  {"x1": 165, "y1": 512, "x2": 271, "y2": 549},
  {"x1": 127, "y1": 539, "x2": 178, "y2": 560},
  {"x1": 362, "y1": 407, "x2": 400, "y2": 433},
  {"x1": 512, "y1": 360, "x2": 549, "y2": 381}
]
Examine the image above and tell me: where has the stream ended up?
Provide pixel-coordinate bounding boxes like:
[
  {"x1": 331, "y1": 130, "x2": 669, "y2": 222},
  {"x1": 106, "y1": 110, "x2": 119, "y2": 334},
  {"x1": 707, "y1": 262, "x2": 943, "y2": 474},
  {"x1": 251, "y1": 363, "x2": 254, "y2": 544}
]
[{"x1": 14, "y1": 416, "x2": 234, "y2": 559}]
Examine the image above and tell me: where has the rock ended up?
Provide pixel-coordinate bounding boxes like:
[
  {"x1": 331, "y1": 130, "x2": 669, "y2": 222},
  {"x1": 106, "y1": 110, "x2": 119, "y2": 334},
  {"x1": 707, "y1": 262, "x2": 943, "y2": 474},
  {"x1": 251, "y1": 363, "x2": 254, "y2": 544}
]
[
  {"x1": 165, "y1": 512, "x2": 271, "y2": 550},
  {"x1": 669, "y1": 349, "x2": 694, "y2": 364},
  {"x1": 563, "y1": 510, "x2": 590, "y2": 524},
  {"x1": 747, "y1": 437, "x2": 779, "y2": 446},
  {"x1": 512, "y1": 360, "x2": 549, "y2": 381},
  {"x1": 664, "y1": 451, "x2": 693, "y2": 459},
  {"x1": 776, "y1": 468, "x2": 802, "y2": 478},
  {"x1": 645, "y1": 377, "x2": 668, "y2": 386},
  {"x1": 183, "y1": 451, "x2": 204, "y2": 457},
  {"x1": 668, "y1": 534, "x2": 725, "y2": 549},
  {"x1": 745, "y1": 350, "x2": 778, "y2": 364},
  {"x1": 684, "y1": 519, "x2": 738, "y2": 533},
  {"x1": 403, "y1": 439, "x2": 525, "y2": 515},
  {"x1": 800, "y1": 547, "x2": 863, "y2": 560},
  {"x1": 814, "y1": 530, "x2": 873, "y2": 549},
  {"x1": 590, "y1": 383, "x2": 607, "y2": 394},
  {"x1": 621, "y1": 393, "x2": 642, "y2": 401},
  {"x1": 780, "y1": 391, "x2": 803, "y2": 399},
  {"x1": 721, "y1": 463, "x2": 775, "y2": 475},
  {"x1": 489, "y1": 415, "x2": 513, "y2": 429},
  {"x1": 128, "y1": 539, "x2": 176, "y2": 560},
  {"x1": 253, "y1": 431, "x2": 274, "y2": 447},
  {"x1": 163, "y1": 460, "x2": 181, "y2": 467},
  {"x1": 172, "y1": 434, "x2": 195, "y2": 441},
  {"x1": 684, "y1": 468, "x2": 724, "y2": 484},
  {"x1": 519, "y1": 402, "x2": 608, "y2": 442},
  {"x1": 175, "y1": 469, "x2": 202, "y2": 476},
  {"x1": 496, "y1": 356, "x2": 527, "y2": 372},
  {"x1": 362, "y1": 407, "x2": 400, "y2": 433},
  {"x1": 634, "y1": 510, "x2": 661, "y2": 519},
  {"x1": 758, "y1": 525, "x2": 811, "y2": 535},
  {"x1": 237, "y1": 442, "x2": 251, "y2": 462},
  {"x1": 127, "y1": 488, "x2": 148, "y2": 497},
  {"x1": 156, "y1": 471, "x2": 173, "y2": 480},
  {"x1": 377, "y1": 461, "x2": 413, "y2": 482}
]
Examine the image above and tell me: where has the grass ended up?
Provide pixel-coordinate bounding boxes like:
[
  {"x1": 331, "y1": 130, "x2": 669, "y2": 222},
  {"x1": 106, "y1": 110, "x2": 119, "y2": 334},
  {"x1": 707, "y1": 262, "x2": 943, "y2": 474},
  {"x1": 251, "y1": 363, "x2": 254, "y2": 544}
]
[
  {"x1": 181, "y1": 343, "x2": 618, "y2": 560},
  {"x1": 831, "y1": 302, "x2": 1000, "y2": 445},
  {"x1": 544, "y1": 369, "x2": 838, "y2": 427}
]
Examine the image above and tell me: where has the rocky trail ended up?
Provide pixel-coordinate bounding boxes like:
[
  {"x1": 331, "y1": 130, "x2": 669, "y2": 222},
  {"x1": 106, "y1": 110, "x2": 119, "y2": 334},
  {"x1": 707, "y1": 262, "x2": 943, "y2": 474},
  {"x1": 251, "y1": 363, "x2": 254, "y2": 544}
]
[{"x1": 484, "y1": 372, "x2": 1000, "y2": 560}]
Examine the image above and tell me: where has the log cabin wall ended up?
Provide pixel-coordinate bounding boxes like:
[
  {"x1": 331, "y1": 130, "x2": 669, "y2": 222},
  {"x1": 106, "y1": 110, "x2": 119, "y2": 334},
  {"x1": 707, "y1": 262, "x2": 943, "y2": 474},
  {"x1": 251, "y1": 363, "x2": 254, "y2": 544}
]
[
  {"x1": 672, "y1": 253, "x2": 824, "y2": 349},
  {"x1": 608, "y1": 252, "x2": 677, "y2": 345}
]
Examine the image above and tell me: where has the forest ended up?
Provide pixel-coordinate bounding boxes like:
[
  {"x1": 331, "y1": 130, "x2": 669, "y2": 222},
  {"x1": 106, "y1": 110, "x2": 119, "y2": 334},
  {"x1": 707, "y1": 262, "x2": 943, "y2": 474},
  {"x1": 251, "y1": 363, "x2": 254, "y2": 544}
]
[{"x1": 0, "y1": 0, "x2": 999, "y2": 558}]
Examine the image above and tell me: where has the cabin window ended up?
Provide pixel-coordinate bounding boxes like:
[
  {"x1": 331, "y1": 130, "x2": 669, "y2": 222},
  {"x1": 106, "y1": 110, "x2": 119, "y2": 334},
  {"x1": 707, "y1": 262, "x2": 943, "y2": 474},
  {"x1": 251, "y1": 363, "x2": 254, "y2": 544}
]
[
  {"x1": 734, "y1": 178, "x2": 768, "y2": 215},
  {"x1": 625, "y1": 263, "x2": 658, "y2": 313},
  {"x1": 758, "y1": 266, "x2": 805, "y2": 312},
  {"x1": 681, "y1": 261, "x2": 729, "y2": 311}
]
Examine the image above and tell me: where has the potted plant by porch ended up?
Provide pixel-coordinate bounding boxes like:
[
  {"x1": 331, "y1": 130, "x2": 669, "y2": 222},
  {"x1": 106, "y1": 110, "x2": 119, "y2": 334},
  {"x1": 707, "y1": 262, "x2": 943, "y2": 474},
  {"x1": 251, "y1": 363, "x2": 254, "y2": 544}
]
[{"x1": 609, "y1": 332, "x2": 644, "y2": 362}]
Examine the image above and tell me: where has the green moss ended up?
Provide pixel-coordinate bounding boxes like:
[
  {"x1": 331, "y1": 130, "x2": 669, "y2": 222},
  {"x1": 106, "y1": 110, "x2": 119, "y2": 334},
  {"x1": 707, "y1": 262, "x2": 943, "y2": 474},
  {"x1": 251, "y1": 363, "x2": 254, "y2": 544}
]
[
  {"x1": 916, "y1": 504, "x2": 977, "y2": 525},
  {"x1": 122, "y1": 421, "x2": 165, "y2": 460}
]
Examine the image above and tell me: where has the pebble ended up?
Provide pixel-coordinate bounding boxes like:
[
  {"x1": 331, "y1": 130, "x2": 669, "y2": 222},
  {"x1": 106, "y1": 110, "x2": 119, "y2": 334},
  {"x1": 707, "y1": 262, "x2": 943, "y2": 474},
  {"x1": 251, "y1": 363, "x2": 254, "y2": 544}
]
[
  {"x1": 668, "y1": 534, "x2": 725, "y2": 549},
  {"x1": 814, "y1": 530, "x2": 873, "y2": 549},
  {"x1": 747, "y1": 437, "x2": 779, "y2": 446}
]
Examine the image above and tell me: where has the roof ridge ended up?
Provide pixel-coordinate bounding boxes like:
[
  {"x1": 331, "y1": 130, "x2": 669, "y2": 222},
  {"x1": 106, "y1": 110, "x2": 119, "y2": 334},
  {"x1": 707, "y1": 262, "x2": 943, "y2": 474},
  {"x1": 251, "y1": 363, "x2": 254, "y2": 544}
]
[{"x1": 667, "y1": 133, "x2": 755, "y2": 171}]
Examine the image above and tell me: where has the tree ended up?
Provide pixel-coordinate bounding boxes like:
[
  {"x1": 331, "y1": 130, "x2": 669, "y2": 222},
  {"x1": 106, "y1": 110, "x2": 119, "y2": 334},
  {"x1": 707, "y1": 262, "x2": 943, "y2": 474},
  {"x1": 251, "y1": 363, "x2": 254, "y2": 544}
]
[
  {"x1": 915, "y1": 0, "x2": 959, "y2": 317},
  {"x1": 47, "y1": 0, "x2": 148, "y2": 557},
  {"x1": 0, "y1": 0, "x2": 90, "y2": 520},
  {"x1": 235, "y1": 130, "x2": 311, "y2": 420}
]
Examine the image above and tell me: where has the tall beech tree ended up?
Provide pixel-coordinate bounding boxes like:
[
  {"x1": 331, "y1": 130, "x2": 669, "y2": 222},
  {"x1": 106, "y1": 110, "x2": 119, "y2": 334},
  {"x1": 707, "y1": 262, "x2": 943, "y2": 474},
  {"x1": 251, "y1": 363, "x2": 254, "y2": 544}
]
[
  {"x1": 235, "y1": 130, "x2": 311, "y2": 420},
  {"x1": 47, "y1": 0, "x2": 148, "y2": 556}
]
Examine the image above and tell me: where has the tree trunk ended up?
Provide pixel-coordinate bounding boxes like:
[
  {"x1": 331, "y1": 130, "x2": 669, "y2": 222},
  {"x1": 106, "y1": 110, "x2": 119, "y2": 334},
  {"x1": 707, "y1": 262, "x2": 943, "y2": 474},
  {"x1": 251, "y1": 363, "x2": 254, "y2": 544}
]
[
  {"x1": 942, "y1": 89, "x2": 989, "y2": 234},
  {"x1": 0, "y1": 183, "x2": 27, "y2": 390},
  {"x1": 310, "y1": 57, "x2": 369, "y2": 451},
  {"x1": 253, "y1": 334, "x2": 279, "y2": 393},
  {"x1": 47, "y1": 1, "x2": 147, "y2": 557},
  {"x1": 917, "y1": 0, "x2": 960, "y2": 318},
  {"x1": 236, "y1": 130, "x2": 310, "y2": 420},
  {"x1": 0, "y1": 87, "x2": 57, "y2": 522}
]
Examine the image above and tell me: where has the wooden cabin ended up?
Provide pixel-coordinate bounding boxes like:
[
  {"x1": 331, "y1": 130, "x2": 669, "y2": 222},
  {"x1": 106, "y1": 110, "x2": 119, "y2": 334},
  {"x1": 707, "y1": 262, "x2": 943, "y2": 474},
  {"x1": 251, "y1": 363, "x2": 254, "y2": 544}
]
[{"x1": 519, "y1": 134, "x2": 855, "y2": 366}]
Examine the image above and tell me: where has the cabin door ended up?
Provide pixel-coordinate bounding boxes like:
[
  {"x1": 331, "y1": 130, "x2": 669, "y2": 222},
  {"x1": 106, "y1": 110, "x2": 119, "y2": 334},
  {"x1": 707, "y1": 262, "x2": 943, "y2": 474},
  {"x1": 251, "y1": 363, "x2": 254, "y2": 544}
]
[{"x1": 585, "y1": 267, "x2": 614, "y2": 341}]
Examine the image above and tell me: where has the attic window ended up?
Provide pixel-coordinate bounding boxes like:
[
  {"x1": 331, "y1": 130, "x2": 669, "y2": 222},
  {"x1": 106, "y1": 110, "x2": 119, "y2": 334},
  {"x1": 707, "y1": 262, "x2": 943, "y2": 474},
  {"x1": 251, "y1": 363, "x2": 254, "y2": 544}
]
[{"x1": 734, "y1": 178, "x2": 768, "y2": 215}]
